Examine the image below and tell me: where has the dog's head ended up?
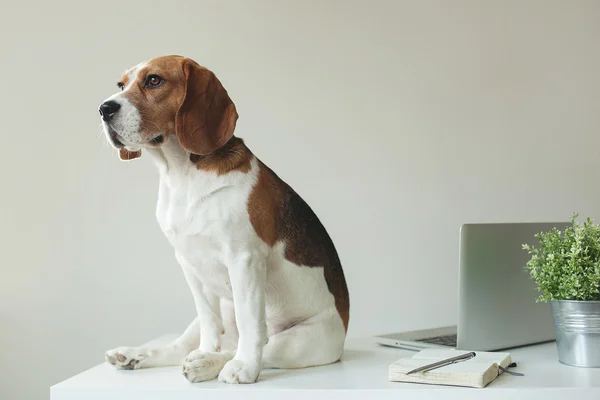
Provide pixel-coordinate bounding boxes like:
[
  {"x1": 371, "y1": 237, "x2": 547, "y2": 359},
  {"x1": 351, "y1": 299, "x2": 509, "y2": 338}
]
[{"x1": 99, "y1": 55, "x2": 238, "y2": 161}]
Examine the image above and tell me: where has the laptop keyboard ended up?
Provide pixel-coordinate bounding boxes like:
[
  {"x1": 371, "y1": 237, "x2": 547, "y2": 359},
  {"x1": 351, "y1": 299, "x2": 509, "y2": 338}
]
[{"x1": 415, "y1": 334, "x2": 457, "y2": 347}]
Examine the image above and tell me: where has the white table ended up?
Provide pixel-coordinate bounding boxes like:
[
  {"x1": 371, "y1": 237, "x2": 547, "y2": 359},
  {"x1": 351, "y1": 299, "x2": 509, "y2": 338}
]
[{"x1": 51, "y1": 335, "x2": 600, "y2": 400}]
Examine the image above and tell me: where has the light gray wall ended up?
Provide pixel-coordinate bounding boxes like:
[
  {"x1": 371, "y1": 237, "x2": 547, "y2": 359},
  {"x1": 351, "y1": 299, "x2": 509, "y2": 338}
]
[{"x1": 1, "y1": 1, "x2": 599, "y2": 398}]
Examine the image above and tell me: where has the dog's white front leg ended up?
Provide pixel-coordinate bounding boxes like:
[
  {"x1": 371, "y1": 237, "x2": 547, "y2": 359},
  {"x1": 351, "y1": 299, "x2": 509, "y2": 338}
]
[
  {"x1": 177, "y1": 253, "x2": 223, "y2": 352},
  {"x1": 177, "y1": 254, "x2": 236, "y2": 383},
  {"x1": 218, "y1": 252, "x2": 267, "y2": 384}
]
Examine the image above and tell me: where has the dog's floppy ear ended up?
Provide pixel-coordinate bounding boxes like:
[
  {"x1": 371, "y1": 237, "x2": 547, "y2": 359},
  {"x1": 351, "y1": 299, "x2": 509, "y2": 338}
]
[
  {"x1": 119, "y1": 148, "x2": 142, "y2": 161},
  {"x1": 175, "y1": 59, "x2": 238, "y2": 155}
]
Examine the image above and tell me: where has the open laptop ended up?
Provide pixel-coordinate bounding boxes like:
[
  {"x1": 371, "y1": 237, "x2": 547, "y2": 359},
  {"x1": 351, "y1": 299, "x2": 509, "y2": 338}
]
[{"x1": 374, "y1": 222, "x2": 569, "y2": 351}]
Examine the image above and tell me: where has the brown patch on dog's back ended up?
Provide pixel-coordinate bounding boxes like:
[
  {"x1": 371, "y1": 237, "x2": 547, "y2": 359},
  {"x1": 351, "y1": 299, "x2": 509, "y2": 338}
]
[
  {"x1": 190, "y1": 136, "x2": 252, "y2": 175},
  {"x1": 248, "y1": 160, "x2": 350, "y2": 332},
  {"x1": 248, "y1": 163, "x2": 282, "y2": 247}
]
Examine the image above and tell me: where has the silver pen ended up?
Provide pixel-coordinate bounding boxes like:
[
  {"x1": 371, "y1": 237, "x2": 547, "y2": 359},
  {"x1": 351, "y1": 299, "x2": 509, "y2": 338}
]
[{"x1": 405, "y1": 351, "x2": 477, "y2": 375}]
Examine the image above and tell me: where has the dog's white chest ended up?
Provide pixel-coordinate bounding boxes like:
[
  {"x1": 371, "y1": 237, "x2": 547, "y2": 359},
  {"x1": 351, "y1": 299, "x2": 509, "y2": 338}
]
[
  {"x1": 152, "y1": 154, "x2": 260, "y2": 298},
  {"x1": 158, "y1": 176, "x2": 235, "y2": 246}
]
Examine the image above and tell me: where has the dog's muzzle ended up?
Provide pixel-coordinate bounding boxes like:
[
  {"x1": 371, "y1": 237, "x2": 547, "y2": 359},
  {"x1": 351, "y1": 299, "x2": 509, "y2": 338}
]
[{"x1": 108, "y1": 131, "x2": 124, "y2": 148}]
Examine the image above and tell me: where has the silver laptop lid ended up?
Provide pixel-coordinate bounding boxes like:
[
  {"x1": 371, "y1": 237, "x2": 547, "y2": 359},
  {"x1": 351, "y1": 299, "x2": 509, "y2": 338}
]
[{"x1": 457, "y1": 222, "x2": 569, "y2": 351}]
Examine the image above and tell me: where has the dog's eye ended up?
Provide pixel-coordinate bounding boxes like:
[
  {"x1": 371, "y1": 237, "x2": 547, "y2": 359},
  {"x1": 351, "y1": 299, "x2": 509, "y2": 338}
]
[
  {"x1": 117, "y1": 82, "x2": 124, "y2": 91},
  {"x1": 145, "y1": 74, "x2": 163, "y2": 88}
]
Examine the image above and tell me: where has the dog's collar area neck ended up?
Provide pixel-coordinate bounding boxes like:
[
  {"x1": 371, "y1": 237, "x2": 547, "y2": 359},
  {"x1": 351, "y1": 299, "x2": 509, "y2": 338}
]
[{"x1": 189, "y1": 153, "x2": 206, "y2": 163}]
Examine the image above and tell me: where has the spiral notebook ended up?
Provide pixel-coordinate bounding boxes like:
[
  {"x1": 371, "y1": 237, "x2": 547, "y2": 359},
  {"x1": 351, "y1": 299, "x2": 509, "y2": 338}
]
[{"x1": 389, "y1": 349, "x2": 515, "y2": 388}]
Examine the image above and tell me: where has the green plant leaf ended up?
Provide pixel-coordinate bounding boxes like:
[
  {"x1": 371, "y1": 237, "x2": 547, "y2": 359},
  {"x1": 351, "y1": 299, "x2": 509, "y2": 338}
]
[{"x1": 522, "y1": 213, "x2": 600, "y2": 302}]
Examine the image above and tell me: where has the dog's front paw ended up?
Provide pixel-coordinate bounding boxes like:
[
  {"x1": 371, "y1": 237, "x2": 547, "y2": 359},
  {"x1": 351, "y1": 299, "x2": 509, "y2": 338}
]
[
  {"x1": 182, "y1": 350, "x2": 231, "y2": 383},
  {"x1": 218, "y1": 359, "x2": 261, "y2": 384},
  {"x1": 105, "y1": 347, "x2": 149, "y2": 370}
]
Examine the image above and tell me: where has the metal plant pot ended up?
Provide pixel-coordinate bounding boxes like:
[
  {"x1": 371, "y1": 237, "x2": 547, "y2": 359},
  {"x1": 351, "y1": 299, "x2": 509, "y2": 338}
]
[{"x1": 550, "y1": 300, "x2": 600, "y2": 367}]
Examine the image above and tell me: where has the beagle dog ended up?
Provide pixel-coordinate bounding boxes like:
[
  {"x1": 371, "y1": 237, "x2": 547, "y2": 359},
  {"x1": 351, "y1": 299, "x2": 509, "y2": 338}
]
[{"x1": 99, "y1": 55, "x2": 349, "y2": 384}]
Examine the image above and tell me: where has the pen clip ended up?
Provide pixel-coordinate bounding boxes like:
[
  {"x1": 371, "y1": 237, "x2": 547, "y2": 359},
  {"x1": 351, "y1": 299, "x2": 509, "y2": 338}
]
[{"x1": 451, "y1": 351, "x2": 476, "y2": 365}]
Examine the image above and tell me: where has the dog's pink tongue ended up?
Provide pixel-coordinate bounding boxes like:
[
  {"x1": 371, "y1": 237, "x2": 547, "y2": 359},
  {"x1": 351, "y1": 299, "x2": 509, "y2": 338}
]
[{"x1": 119, "y1": 149, "x2": 142, "y2": 161}]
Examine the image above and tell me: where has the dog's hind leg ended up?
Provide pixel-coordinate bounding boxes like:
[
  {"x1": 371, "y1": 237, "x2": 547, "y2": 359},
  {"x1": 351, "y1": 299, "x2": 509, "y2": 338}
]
[
  {"x1": 262, "y1": 308, "x2": 346, "y2": 370},
  {"x1": 105, "y1": 316, "x2": 200, "y2": 370}
]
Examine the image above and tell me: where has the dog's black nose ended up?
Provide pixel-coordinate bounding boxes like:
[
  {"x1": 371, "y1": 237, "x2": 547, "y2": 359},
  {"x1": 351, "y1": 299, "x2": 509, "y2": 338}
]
[{"x1": 99, "y1": 100, "x2": 121, "y2": 121}]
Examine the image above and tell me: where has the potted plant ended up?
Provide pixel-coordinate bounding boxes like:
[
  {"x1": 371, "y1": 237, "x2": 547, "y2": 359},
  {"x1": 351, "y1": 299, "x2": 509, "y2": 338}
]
[{"x1": 522, "y1": 214, "x2": 600, "y2": 367}]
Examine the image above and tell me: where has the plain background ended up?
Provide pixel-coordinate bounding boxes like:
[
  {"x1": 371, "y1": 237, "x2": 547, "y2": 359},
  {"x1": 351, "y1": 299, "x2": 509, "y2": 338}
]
[{"x1": 1, "y1": 0, "x2": 600, "y2": 398}]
